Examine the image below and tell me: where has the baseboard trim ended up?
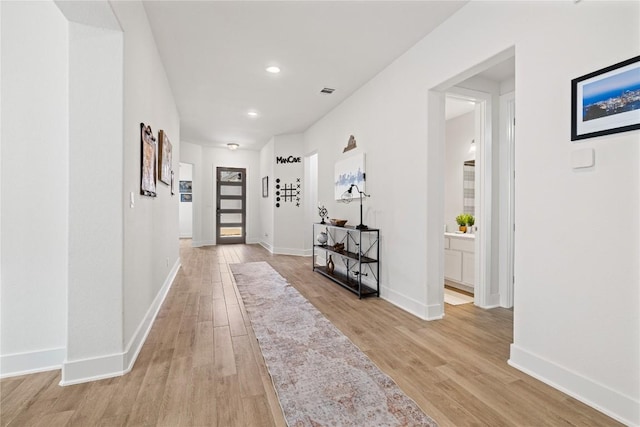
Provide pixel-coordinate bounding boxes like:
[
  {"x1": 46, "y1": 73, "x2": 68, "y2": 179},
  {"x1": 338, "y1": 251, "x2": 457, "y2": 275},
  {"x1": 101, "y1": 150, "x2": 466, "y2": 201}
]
[
  {"x1": 0, "y1": 347, "x2": 65, "y2": 379},
  {"x1": 60, "y1": 259, "x2": 181, "y2": 386},
  {"x1": 124, "y1": 258, "x2": 181, "y2": 372},
  {"x1": 509, "y1": 344, "x2": 639, "y2": 426},
  {"x1": 272, "y1": 246, "x2": 307, "y2": 256},
  {"x1": 192, "y1": 239, "x2": 215, "y2": 247},
  {"x1": 380, "y1": 286, "x2": 443, "y2": 321},
  {"x1": 259, "y1": 240, "x2": 274, "y2": 253}
]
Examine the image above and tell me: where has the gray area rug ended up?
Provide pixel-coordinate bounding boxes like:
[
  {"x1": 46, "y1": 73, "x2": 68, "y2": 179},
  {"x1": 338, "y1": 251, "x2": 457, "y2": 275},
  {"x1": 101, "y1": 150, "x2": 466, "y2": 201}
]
[{"x1": 230, "y1": 261, "x2": 438, "y2": 427}]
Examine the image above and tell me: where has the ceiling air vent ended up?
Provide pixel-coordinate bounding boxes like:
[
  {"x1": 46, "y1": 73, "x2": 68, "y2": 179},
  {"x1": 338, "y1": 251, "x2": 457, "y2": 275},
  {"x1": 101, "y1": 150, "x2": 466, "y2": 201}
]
[{"x1": 320, "y1": 87, "x2": 335, "y2": 94}]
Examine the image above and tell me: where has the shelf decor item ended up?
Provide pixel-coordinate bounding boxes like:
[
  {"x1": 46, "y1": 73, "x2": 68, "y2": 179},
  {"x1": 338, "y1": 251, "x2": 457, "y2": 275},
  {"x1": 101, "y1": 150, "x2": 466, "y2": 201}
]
[
  {"x1": 316, "y1": 231, "x2": 328, "y2": 245},
  {"x1": 571, "y1": 55, "x2": 640, "y2": 141},
  {"x1": 326, "y1": 255, "x2": 335, "y2": 274},
  {"x1": 330, "y1": 218, "x2": 347, "y2": 227},
  {"x1": 341, "y1": 184, "x2": 370, "y2": 230},
  {"x1": 318, "y1": 205, "x2": 329, "y2": 224}
]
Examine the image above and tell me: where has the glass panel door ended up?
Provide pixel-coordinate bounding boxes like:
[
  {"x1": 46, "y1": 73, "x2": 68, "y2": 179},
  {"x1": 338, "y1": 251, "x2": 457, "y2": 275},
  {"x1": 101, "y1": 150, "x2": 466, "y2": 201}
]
[{"x1": 216, "y1": 167, "x2": 246, "y2": 244}]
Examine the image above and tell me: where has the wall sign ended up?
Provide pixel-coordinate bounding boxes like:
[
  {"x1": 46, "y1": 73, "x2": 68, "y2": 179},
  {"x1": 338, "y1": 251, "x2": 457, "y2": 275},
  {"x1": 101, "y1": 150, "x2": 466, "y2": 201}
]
[
  {"x1": 275, "y1": 178, "x2": 301, "y2": 208},
  {"x1": 276, "y1": 155, "x2": 302, "y2": 164}
]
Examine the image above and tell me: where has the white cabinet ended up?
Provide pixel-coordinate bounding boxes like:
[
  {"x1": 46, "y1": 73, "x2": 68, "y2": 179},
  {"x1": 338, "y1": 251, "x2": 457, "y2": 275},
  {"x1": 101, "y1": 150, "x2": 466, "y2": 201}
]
[{"x1": 444, "y1": 233, "x2": 475, "y2": 289}]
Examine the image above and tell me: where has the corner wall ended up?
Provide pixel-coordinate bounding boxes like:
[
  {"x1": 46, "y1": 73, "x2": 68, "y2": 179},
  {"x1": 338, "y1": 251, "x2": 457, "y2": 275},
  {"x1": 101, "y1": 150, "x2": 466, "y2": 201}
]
[
  {"x1": 0, "y1": 0, "x2": 69, "y2": 376},
  {"x1": 303, "y1": 2, "x2": 639, "y2": 424}
]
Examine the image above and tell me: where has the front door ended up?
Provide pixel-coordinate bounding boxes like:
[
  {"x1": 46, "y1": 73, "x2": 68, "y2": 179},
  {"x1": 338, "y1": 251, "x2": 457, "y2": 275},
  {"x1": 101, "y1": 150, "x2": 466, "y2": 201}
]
[{"x1": 216, "y1": 167, "x2": 246, "y2": 244}]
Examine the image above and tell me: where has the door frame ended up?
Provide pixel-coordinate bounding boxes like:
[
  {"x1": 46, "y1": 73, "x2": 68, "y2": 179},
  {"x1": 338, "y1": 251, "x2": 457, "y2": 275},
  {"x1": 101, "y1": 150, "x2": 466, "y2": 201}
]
[{"x1": 215, "y1": 167, "x2": 246, "y2": 244}]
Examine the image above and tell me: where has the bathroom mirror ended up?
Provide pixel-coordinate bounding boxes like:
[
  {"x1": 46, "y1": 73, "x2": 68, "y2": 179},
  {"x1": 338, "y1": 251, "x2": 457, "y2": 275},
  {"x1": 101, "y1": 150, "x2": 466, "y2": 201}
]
[{"x1": 463, "y1": 160, "x2": 475, "y2": 216}]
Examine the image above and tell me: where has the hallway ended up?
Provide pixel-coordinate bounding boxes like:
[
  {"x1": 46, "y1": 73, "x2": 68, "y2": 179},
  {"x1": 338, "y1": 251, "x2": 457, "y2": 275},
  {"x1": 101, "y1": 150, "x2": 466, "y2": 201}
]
[{"x1": 0, "y1": 242, "x2": 620, "y2": 426}]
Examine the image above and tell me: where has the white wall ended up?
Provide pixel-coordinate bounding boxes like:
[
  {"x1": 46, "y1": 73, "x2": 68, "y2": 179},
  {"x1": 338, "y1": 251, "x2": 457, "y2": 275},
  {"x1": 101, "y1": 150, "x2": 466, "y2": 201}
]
[
  {"x1": 66, "y1": 20, "x2": 124, "y2": 375},
  {"x1": 272, "y1": 134, "x2": 305, "y2": 255},
  {"x1": 111, "y1": 1, "x2": 181, "y2": 376},
  {"x1": 179, "y1": 162, "x2": 193, "y2": 238},
  {"x1": 1, "y1": 0, "x2": 182, "y2": 383},
  {"x1": 259, "y1": 138, "x2": 275, "y2": 250},
  {"x1": 0, "y1": 0, "x2": 69, "y2": 375},
  {"x1": 444, "y1": 111, "x2": 475, "y2": 232},
  {"x1": 303, "y1": 2, "x2": 639, "y2": 424},
  {"x1": 180, "y1": 141, "x2": 260, "y2": 246}
]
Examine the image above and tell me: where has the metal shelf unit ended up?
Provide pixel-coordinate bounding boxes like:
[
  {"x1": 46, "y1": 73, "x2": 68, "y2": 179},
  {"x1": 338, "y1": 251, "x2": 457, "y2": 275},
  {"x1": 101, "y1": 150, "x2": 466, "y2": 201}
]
[{"x1": 312, "y1": 223, "x2": 379, "y2": 299}]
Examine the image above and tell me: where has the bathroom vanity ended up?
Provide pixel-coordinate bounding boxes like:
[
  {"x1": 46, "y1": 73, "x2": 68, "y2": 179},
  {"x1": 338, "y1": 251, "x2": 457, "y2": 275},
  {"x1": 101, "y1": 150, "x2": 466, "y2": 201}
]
[{"x1": 444, "y1": 232, "x2": 475, "y2": 293}]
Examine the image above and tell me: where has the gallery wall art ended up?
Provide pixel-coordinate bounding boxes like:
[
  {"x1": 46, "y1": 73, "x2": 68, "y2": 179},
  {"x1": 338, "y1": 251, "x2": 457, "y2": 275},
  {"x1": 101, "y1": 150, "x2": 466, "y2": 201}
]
[
  {"x1": 334, "y1": 153, "x2": 365, "y2": 200},
  {"x1": 571, "y1": 55, "x2": 640, "y2": 141},
  {"x1": 158, "y1": 129, "x2": 172, "y2": 185},
  {"x1": 140, "y1": 123, "x2": 157, "y2": 197}
]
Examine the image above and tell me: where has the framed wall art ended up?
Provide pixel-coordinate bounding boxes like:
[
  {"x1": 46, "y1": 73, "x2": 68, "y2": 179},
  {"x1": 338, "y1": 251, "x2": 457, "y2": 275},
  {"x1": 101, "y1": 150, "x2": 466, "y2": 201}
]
[
  {"x1": 262, "y1": 176, "x2": 269, "y2": 197},
  {"x1": 180, "y1": 193, "x2": 192, "y2": 203},
  {"x1": 571, "y1": 55, "x2": 640, "y2": 141},
  {"x1": 334, "y1": 153, "x2": 365, "y2": 200},
  {"x1": 140, "y1": 123, "x2": 157, "y2": 197},
  {"x1": 158, "y1": 129, "x2": 173, "y2": 185},
  {"x1": 179, "y1": 180, "x2": 192, "y2": 193}
]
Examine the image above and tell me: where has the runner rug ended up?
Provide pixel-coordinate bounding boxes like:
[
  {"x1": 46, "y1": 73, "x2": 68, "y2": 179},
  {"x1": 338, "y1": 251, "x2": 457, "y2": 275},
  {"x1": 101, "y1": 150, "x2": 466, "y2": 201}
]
[{"x1": 230, "y1": 261, "x2": 438, "y2": 427}]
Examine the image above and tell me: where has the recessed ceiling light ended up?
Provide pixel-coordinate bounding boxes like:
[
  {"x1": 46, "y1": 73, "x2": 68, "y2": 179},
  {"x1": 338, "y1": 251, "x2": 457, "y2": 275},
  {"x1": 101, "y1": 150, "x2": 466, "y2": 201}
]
[
  {"x1": 266, "y1": 66, "x2": 280, "y2": 74},
  {"x1": 227, "y1": 143, "x2": 239, "y2": 150},
  {"x1": 247, "y1": 111, "x2": 258, "y2": 117}
]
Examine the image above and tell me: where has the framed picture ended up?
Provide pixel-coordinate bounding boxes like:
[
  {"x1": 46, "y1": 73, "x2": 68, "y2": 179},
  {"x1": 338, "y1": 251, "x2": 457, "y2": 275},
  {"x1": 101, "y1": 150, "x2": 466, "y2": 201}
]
[
  {"x1": 179, "y1": 180, "x2": 192, "y2": 193},
  {"x1": 157, "y1": 130, "x2": 172, "y2": 185},
  {"x1": 571, "y1": 55, "x2": 640, "y2": 141},
  {"x1": 334, "y1": 153, "x2": 365, "y2": 200},
  {"x1": 181, "y1": 193, "x2": 192, "y2": 203},
  {"x1": 140, "y1": 123, "x2": 157, "y2": 197},
  {"x1": 262, "y1": 176, "x2": 269, "y2": 197}
]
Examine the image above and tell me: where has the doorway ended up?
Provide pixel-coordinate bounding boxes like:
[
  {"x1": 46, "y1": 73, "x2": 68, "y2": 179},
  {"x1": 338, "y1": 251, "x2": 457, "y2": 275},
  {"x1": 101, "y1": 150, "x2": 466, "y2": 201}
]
[
  {"x1": 428, "y1": 49, "x2": 516, "y2": 316},
  {"x1": 216, "y1": 167, "x2": 246, "y2": 244}
]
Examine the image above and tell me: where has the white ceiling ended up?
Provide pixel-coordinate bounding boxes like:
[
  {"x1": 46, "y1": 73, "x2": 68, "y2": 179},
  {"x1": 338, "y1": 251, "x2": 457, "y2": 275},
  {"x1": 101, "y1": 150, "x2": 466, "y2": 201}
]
[{"x1": 143, "y1": 1, "x2": 467, "y2": 150}]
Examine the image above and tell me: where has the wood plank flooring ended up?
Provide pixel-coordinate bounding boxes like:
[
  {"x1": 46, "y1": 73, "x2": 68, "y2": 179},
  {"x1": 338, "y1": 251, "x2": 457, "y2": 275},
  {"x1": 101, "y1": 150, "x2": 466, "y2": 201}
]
[{"x1": 0, "y1": 241, "x2": 621, "y2": 426}]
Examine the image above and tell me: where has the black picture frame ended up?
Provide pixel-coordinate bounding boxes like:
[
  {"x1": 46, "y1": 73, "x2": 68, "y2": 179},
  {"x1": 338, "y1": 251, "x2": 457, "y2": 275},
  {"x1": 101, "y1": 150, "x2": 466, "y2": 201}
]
[
  {"x1": 179, "y1": 180, "x2": 192, "y2": 193},
  {"x1": 571, "y1": 55, "x2": 640, "y2": 141},
  {"x1": 140, "y1": 123, "x2": 157, "y2": 197},
  {"x1": 180, "y1": 193, "x2": 192, "y2": 203},
  {"x1": 262, "y1": 176, "x2": 268, "y2": 198}
]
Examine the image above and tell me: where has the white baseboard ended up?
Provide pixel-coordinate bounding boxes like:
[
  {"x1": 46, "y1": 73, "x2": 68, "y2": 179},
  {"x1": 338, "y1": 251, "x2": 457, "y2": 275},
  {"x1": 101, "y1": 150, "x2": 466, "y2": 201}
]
[
  {"x1": 123, "y1": 259, "x2": 181, "y2": 372},
  {"x1": 259, "y1": 240, "x2": 274, "y2": 252},
  {"x1": 60, "y1": 259, "x2": 181, "y2": 386},
  {"x1": 380, "y1": 286, "x2": 443, "y2": 321},
  {"x1": 0, "y1": 347, "x2": 65, "y2": 379},
  {"x1": 192, "y1": 239, "x2": 215, "y2": 247},
  {"x1": 259, "y1": 241, "x2": 309, "y2": 257},
  {"x1": 509, "y1": 344, "x2": 639, "y2": 426},
  {"x1": 272, "y1": 246, "x2": 307, "y2": 256}
]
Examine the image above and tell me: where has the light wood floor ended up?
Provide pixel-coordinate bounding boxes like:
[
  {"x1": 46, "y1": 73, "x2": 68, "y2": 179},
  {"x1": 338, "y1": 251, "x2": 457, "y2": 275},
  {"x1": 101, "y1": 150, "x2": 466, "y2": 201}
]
[{"x1": 1, "y1": 242, "x2": 621, "y2": 426}]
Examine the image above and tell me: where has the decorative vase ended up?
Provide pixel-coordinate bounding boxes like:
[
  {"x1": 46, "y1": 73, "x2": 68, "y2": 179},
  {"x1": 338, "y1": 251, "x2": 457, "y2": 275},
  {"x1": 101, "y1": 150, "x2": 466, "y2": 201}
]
[
  {"x1": 327, "y1": 255, "x2": 335, "y2": 274},
  {"x1": 459, "y1": 225, "x2": 467, "y2": 233},
  {"x1": 316, "y1": 231, "x2": 328, "y2": 245}
]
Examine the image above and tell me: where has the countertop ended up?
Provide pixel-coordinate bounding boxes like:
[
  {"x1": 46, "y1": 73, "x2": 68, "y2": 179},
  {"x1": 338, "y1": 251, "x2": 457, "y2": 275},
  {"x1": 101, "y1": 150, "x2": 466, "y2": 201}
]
[{"x1": 444, "y1": 232, "x2": 475, "y2": 239}]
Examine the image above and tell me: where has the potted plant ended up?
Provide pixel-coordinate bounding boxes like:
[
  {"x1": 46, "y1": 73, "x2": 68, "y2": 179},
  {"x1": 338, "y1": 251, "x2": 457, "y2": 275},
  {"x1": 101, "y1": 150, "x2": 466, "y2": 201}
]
[
  {"x1": 456, "y1": 214, "x2": 468, "y2": 233},
  {"x1": 467, "y1": 214, "x2": 475, "y2": 233}
]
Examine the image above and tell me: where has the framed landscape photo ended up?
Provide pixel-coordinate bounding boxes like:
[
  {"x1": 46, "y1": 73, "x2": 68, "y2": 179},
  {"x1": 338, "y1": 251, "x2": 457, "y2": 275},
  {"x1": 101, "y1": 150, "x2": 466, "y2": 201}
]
[
  {"x1": 157, "y1": 130, "x2": 172, "y2": 185},
  {"x1": 180, "y1": 193, "x2": 192, "y2": 203},
  {"x1": 140, "y1": 123, "x2": 157, "y2": 197},
  {"x1": 179, "y1": 180, "x2": 192, "y2": 193},
  {"x1": 571, "y1": 55, "x2": 640, "y2": 141}
]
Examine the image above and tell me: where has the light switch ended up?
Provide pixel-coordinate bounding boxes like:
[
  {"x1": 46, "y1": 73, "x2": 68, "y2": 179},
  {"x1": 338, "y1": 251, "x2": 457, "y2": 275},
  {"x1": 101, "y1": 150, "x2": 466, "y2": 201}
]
[{"x1": 571, "y1": 147, "x2": 594, "y2": 169}]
